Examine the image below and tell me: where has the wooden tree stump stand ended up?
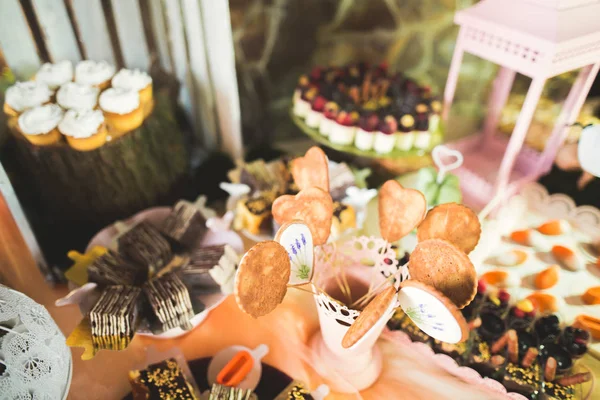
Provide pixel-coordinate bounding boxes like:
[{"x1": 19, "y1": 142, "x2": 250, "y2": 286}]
[{"x1": 3, "y1": 88, "x2": 190, "y2": 271}]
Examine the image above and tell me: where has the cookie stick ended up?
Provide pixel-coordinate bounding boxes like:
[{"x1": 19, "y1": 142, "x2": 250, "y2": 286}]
[
  {"x1": 521, "y1": 347, "x2": 538, "y2": 368},
  {"x1": 350, "y1": 261, "x2": 408, "y2": 309},
  {"x1": 544, "y1": 357, "x2": 557, "y2": 382},
  {"x1": 556, "y1": 372, "x2": 592, "y2": 386}
]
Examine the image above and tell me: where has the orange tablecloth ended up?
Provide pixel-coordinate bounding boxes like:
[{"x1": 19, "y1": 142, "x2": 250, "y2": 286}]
[{"x1": 2, "y1": 198, "x2": 598, "y2": 399}]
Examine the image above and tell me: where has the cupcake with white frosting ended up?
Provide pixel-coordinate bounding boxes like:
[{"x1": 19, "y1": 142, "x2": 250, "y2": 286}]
[
  {"x1": 35, "y1": 60, "x2": 73, "y2": 90},
  {"x1": 75, "y1": 60, "x2": 115, "y2": 89},
  {"x1": 59, "y1": 109, "x2": 107, "y2": 151},
  {"x1": 4, "y1": 81, "x2": 52, "y2": 117},
  {"x1": 57, "y1": 82, "x2": 100, "y2": 111},
  {"x1": 17, "y1": 104, "x2": 64, "y2": 146},
  {"x1": 111, "y1": 68, "x2": 154, "y2": 117},
  {"x1": 99, "y1": 88, "x2": 143, "y2": 136}
]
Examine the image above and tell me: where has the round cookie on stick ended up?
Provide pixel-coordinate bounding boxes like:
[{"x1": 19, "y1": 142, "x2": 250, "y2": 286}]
[
  {"x1": 378, "y1": 180, "x2": 427, "y2": 243},
  {"x1": 409, "y1": 238, "x2": 477, "y2": 309},
  {"x1": 342, "y1": 286, "x2": 397, "y2": 348},
  {"x1": 291, "y1": 146, "x2": 330, "y2": 192},
  {"x1": 234, "y1": 241, "x2": 291, "y2": 318},
  {"x1": 417, "y1": 203, "x2": 481, "y2": 254},
  {"x1": 272, "y1": 187, "x2": 333, "y2": 245}
]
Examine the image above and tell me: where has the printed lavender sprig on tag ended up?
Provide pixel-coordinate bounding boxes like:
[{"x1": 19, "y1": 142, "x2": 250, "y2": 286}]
[
  {"x1": 290, "y1": 233, "x2": 311, "y2": 280},
  {"x1": 276, "y1": 222, "x2": 314, "y2": 285}
]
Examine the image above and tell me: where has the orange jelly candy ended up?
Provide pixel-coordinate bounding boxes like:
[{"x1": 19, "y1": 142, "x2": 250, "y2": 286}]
[
  {"x1": 582, "y1": 287, "x2": 600, "y2": 305},
  {"x1": 510, "y1": 230, "x2": 530, "y2": 245},
  {"x1": 573, "y1": 314, "x2": 600, "y2": 340},
  {"x1": 534, "y1": 265, "x2": 559, "y2": 290},
  {"x1": 526, "y1": 292, "x2": 558, "y2": 313},
  {"x1": 537, "y1": 220, "x2": 568, "y2": 236},
  {"x1": 216, "y1": 350, "x2": 253, "y2": 387}
]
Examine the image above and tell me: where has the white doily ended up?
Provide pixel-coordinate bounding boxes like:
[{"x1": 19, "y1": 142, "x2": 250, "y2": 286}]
[
  {"x1": 519, "y1": 182, "x2": 600, "y2": 236},
  {"x1": 339, "y1": 236, "x2": 410, "y2": 285},
  {"x1": 314, "y1": 292, "x2": 360, "y2": 327},
  {"x1": 0, "y1": 285, "x2": 71, "y2": 400},
  {"x1": 313, "y1": 236, "x2": 409, "y2": 328}
]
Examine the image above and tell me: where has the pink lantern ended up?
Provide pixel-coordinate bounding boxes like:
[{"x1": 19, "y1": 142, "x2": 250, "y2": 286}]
[{"x1": 443, "y1": 0, "x2": 600, "y2": 209}]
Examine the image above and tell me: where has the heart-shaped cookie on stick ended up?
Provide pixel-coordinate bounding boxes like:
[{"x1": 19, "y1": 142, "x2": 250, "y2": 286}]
[
  {"x1": 272, "y1": 187, "x2": 333, "y2": 245},
  {"x1": 378, "y1": 180, "x2": 427, "y2": 243},
  {"x1": 291, "y1": 146, "x2": 330, "y2": 192},
  {"x1": 409, "y1": 238, "x2": 477, "y2": 309},
  {"x1": 234, "y1": 241, "x2": 291, "y2": 318},
  {"x1": 417, "y1": 203, "x2": 481, "y2": 254}
]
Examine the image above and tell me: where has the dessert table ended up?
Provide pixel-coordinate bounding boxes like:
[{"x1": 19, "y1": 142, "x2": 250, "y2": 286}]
[{"x1": 2, "y1": 197, "x2": 598, "y2": 400}]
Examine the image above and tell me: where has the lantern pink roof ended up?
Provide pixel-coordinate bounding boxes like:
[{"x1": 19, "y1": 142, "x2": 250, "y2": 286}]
[{"x1": 455, "y1": 0, "x2": 600, "y2": 77}]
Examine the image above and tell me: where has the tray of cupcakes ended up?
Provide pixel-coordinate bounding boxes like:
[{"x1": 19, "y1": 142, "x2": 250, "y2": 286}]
[
  {"x1": 4, "y1": 59, "x2": 153, "y2": 151},
  {"x1": 58, "y1": 197, "x2": 244, "y2": 357},
  {"x1": 291, "y1": 63, "x2": 443, "y2": 159},
  {"x1": 221, "y1": 147, "x2": 376, "y2": 242},
  {"x1": 388, "y1": 278, "x2": 595, "y2": 399}
]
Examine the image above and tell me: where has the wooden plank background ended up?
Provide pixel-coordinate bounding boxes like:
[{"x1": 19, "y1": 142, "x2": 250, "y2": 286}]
[
  {"x1": 0, "y1": 0, "x2": 241, "y2": 159},
  {"x1": 0, "y1": 0, "x2": 243, "y2": 272}
]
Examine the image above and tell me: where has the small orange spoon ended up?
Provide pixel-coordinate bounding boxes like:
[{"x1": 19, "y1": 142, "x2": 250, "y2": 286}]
[{"x1": 216, "y1": 350, "x2": 254, "y2": 387}]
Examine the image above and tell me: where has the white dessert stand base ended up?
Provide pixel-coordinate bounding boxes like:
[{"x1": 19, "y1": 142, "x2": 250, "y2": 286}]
[{"x1": 308, "y1": 331, "x2": 383, "y2": 393}]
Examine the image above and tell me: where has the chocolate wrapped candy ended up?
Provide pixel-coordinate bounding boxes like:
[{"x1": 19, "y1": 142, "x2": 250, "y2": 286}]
[
  {"x1": 87, "y1": 250, "x2": 148, "y2": 286},
  {"x1": 161, "y1": 200, "x2": 207, "y2": 249},
  {"x1": 143, "y1": 273, "x2": 194, "y2": 332},
  {"x1": 119, "y1": 221, "x2": 172, "y2": 272},
  {"x1": 129, "y1": 358, "x2": 198, "y2": 400},
  {"x1": 182, "y1": 244, "x2": 240, "y2": 293},
  {"x1": 178, "y1": 245, "x2": 227, "y2": 288},
  {"x1": 207, "y1": 245, "x2": 240, "y2": 294},
  {"x1": 89, "y1": 285, "x2": 141, "y2": 351}
]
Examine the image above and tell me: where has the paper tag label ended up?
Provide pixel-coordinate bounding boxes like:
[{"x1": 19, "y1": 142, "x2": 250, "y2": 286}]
[
  {"x1": 398, "y1": 286, "x2": 463, "y2": 343},
  {"x1": 276, "y1": 222, "x2": 314, "y2": 285}
]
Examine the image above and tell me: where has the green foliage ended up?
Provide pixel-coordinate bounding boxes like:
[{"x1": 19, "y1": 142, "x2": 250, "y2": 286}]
[
  {"x1": 396, "y1": 166, "x2": 462, "y2": 206},
  {"x1": 297, "y1": 264, "x2": 311, "y2": 280}
]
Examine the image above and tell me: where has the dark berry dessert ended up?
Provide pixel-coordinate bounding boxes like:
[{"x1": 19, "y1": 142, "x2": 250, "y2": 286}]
[
  {"x1": 535, "y1": 315, "x2": 561, "y2": 343},
  {"x1": 507, "y1": 299, "x2": 536, "y2": 331},
  {"x1": 559, "y1": 326, "x2": 590, "y2": 359}
]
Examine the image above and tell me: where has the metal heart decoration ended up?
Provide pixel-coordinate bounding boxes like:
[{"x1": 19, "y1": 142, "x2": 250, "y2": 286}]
[{"x1": 432, "y1": 145, "x2": 464, "y2": 184}]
